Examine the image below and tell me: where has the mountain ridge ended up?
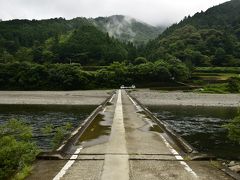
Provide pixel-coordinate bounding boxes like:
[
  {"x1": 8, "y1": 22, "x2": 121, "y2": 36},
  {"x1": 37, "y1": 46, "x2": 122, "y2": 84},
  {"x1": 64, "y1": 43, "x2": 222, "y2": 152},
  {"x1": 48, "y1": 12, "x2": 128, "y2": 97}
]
[{"x1": 145, "y1": 0, "x2": 240, "y2": 67}]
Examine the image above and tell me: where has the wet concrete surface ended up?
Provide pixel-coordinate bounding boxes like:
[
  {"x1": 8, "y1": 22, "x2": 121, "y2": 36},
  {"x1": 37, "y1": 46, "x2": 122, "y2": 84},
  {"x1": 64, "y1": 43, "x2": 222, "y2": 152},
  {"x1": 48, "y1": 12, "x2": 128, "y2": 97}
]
[
  {"x1": 26, "y1": 160, "x2": 67, "y2": 180},
  {"x1": 63, "y1": 161, "x2": 104, "y2": 180},
  {"x1": 28, "y1": 90, "x2": 234, "y2": 180}
]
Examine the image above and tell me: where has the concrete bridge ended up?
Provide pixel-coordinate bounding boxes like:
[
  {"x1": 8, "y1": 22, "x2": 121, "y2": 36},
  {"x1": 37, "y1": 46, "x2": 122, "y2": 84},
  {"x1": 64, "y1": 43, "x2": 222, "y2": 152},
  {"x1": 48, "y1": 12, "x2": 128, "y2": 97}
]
[{"x1": 28, "y1": 90, "x2": 235, "y2": 180}]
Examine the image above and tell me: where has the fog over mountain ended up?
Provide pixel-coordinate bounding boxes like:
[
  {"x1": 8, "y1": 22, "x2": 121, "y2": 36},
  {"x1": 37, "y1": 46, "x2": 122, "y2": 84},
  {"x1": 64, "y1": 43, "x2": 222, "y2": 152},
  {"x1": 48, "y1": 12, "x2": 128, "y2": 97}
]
[
  {"x1": 0, "y1": 0, "x2": 229, "y2": 26},
  {"x1": 93, "y1": 15, "x2": 165, "y2": 45}
]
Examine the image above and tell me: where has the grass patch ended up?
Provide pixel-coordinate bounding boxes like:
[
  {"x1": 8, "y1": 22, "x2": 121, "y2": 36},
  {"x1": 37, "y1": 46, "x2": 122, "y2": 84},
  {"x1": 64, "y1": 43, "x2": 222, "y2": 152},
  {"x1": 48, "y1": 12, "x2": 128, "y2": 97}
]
[
  {"x1": 195, "y1": 67, "x2": 240, "y2": 74},
  {"x1": 195, "y1": 83, "x2": 228, "y2": 93},
  {"x1": 210, "y1": 160, "x2": 222, "y2": 169},
  {"x1": 13, "y1": 165, "x2": 32, "y2": 180}
]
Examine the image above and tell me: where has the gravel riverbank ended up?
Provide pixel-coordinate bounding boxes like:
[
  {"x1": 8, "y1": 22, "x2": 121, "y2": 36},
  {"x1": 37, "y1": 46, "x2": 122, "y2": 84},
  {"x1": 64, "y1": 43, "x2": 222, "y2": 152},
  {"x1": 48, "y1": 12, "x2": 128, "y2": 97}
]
[
  {"x1": 130, "y1": 89, "x2": 240, "y2": 107},
  {"x1": 0, "y1": 90, "x2": 113, "y2": 105}
]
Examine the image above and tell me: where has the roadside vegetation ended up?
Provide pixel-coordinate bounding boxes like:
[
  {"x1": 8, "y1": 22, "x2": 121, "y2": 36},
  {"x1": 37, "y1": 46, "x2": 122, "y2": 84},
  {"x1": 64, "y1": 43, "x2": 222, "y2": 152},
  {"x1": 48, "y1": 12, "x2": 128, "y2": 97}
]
[
  {"x1": 192, "y1": 67, "x2": 240, "y2": 93},
  {"x1": 195, "y1": 67, "x2": 240, "y2": 74},
  {"x1": 0, "y1": 119, "x2": 76, "y2": 179},
  {"x1": 0, "y1": 119, "x2": 39, "y2": 180},
  {"x1": 224, "y1": 112, "x2": 240, "y2": 144},
  {"x1": 0, "y1": 59, "x2": 190, "y2": 90},
  {"x1": 41, "y1": 122, "x2": 72, "y2": 149}
]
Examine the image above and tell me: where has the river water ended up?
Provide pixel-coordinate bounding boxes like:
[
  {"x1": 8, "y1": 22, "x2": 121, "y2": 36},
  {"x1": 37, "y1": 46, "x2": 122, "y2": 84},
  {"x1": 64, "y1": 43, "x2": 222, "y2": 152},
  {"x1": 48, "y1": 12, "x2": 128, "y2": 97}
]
[
  {"x1": 149, "y1": 105, "x2": 240, "y2": 160},
  {"x1": 0, "y1": 105, "x2": 95, "y2": 150}
]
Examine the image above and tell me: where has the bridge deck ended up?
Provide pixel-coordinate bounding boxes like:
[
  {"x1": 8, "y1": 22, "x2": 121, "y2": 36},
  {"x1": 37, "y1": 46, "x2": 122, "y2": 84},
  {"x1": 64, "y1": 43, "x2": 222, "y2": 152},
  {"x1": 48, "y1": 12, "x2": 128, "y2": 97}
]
[{"x1": 28, "y1": 90, "x2": 233, "y2": 180}]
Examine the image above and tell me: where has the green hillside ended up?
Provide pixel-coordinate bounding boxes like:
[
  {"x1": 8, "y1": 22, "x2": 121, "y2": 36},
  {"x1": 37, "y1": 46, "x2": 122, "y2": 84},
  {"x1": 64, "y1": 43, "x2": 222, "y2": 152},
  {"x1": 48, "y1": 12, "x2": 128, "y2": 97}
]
[
  {"x1": 0, "y1": 17, "x2": 135, "y2": 65},
  {"x1": 145, "y1": 0, "x2": 240, "y2": 67}
]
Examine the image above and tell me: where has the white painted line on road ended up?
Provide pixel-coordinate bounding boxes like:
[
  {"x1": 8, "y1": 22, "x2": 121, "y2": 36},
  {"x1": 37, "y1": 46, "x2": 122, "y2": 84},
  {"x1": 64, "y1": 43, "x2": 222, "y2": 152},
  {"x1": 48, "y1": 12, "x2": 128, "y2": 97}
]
[
  {"x1": 126, "y1": 92, "x2": 198, "y2": 178},
  {"x1": 126, "y1": 94, "x2": 143, "y2": 112},
  {"x1": 159, "y1": 134, "x2": 198, "y2": 178},
  {"x1": 109, "y1": 94, "x2": 115, "y2": 103},
  {"x1": 102, "y1": 107, "x2": 107, "y2": 113},
  {"x1": 53, "y1": 147, "x2": 82, "y2": 180},
  {"x1": 127, "y1": 94, "x2": 137, "y2": 106}
]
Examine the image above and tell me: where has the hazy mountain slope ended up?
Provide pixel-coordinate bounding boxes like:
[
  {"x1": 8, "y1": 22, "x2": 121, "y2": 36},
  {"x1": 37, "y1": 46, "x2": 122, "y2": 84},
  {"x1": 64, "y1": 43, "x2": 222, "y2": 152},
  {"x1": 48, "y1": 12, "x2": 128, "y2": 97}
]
[
  {"x1": 0, "y1": 17, "x2": 134, "y2": 65},
  {"x1": 146, "y1": 0, "x2": 240, "y2": 67},
  {"x1": 93, "y1": 15, "x2": 165, "y2": 46}
]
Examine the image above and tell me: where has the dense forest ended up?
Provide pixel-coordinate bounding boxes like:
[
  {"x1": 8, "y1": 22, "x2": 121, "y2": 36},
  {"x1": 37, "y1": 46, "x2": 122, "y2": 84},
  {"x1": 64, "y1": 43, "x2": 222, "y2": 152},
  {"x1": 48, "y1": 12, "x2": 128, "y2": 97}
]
[
  {"x1": 0, "y1": 18, "x2": 136, "y2": 65},
  {"x1": 0, "y1": 15, "x2": 188, "y2": 90},
  {"x1": 0, "y1": 0, "x2": 240, "y2": 90},
  {"x1": 145, "y1": 0, "x2": 240, "y2": 67}
]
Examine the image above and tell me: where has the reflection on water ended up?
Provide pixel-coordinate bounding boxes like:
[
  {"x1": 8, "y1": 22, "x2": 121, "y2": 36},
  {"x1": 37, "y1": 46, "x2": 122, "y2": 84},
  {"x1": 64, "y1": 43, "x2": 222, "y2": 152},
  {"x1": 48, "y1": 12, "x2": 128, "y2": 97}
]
[
  {"x1": 0, "y1": 105, "x2": 95, "y2": 150},
  {"x1": 79, "y1": 110, "x2": 113, "y2": 147},
  {"x1": 149, "y1": 105, "x2": 240, "y2": 160}
]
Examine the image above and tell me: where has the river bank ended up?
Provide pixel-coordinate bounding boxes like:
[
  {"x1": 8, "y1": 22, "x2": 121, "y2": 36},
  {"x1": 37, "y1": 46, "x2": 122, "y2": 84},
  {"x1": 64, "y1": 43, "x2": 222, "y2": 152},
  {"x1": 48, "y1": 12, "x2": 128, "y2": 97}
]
[
  {"x1": 130, "y1": 89, "x2": 240, "y2": 107},
  {"x1": 0, "y1": 90, "x2": 113, "y2": 105}
]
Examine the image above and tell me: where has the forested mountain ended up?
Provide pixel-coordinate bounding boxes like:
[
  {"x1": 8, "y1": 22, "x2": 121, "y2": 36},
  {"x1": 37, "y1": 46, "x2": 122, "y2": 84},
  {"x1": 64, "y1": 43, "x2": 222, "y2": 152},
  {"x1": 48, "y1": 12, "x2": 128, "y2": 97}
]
[
  {"x1": 2, "y1": 0, "x2": 240, "y2": 90},
  {"x1": 0, "y1": 15, "x2": 164, "y2": 65},
  {"x1": 93, "y1": 15, "x2": 164, "y2": 46},
  {"x1": 145, "y1": 0, "x2": 240, "y2": 67},
  {"x1": 0, "y1": 16, "x2": 189, "y2": 90},
  {"x1": 0, "y1": 17, "x2": 137, "y2": 65}
]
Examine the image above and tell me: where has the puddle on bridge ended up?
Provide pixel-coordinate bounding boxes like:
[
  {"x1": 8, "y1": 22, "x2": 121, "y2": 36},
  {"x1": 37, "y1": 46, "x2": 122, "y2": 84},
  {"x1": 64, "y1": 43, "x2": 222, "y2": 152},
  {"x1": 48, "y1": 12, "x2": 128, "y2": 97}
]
[
  {"x1": 149, "y1": 124, "x2": 164, "y2": 133},
  {"x1": 138, "y1": 117, "x2": 164, "y2": 134},
  {"x1": 136, "y1": 111, "x2": 164, "y2": 134},
  {"x1": 149, "y1": 105, "x2": 240, "y2": 160},
  {"x1": 78, "y1": 111, "x2": 113, "y2": 147},
  {"x1": 0, "y1": 105, "x2": 96, "y2": 150}
]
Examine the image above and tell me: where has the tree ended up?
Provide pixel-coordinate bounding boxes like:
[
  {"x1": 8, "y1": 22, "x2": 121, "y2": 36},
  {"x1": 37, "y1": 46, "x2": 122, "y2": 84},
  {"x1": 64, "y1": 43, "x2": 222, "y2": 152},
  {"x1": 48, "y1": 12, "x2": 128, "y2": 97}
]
[
  {"x1": 0, "y1": 50, "x2": 14, "y2": 63},
  {"x1": 213, "y1": 48, "x2": 226, "y2": 66},
  {"x1": 224, "y1": 114, "x2": 240, "y2": 143},
  {"x1": 133, "y1": 57, "x2": 147, "y2": 65},
  {"x1": 15, "y1": 47, "x2": 33, "y2": 62},
  {"x1": 227, "y1": 77, "x2": 240, "y2": 93}
]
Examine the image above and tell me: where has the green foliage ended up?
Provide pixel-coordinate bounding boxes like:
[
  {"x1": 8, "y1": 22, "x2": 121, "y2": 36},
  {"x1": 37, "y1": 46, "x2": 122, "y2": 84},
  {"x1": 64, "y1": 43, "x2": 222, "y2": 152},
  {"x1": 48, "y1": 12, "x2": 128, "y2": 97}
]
[
  {"x1": 133, "y1": 57, "x2": 147, "y2": 65},
  {"x1": 227, "y1": 77, "x2": 240, "y2": 93},
  {"x1": 224, "y1": 112, "x2": 240, "y2": 143},
  {"x1": 41, "y1": 124, "x2": 54, "y2": 134},
  {"x1": 58, "y1": 26, "x2": 128, "y2": 65},
  {"x1": 0, "y1": 62, "x2": 93, "y2": 90},
  {"x1": 0, "y1": 18, "x2": 136, "y2": 65},
  {"x1": 41, "y1": 122, "x2": 72, "y2": 149},
  {"x1": 146, "y1": 0, "x2": 240, "y2": 67},
  {"x1": 0, "y1": 61, "x2": 190, "y2": 90},
  {"x1": 0, "y1": 119, "x2": 39, "y2": 179},
  {"x1": 197, "y1": 83, "x2": 228, "y2": 94},
  {"x1": 195, "y1": 67, "x2": 240, "y2": 74},
  {"x1": 0, "y1": 119, "x2": 32, "y2": 140}
]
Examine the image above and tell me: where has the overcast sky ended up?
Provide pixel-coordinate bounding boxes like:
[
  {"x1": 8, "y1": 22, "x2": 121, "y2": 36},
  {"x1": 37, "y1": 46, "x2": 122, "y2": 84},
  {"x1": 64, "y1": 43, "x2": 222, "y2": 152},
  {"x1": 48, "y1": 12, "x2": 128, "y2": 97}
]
[{"x1": 0, "y1": 0, "x2": 229, "y2": 26}]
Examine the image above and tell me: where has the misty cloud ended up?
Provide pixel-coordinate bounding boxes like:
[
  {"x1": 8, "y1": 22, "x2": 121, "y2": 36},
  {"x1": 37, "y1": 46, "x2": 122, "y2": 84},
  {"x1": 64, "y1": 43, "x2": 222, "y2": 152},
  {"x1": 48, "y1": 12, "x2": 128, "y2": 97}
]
[
  {"x1": 104, "y1": 16, "x2": 136, "y2": 42},
  {"x1": 0, "y1": 0, "x2": 229, "y2": 25}
]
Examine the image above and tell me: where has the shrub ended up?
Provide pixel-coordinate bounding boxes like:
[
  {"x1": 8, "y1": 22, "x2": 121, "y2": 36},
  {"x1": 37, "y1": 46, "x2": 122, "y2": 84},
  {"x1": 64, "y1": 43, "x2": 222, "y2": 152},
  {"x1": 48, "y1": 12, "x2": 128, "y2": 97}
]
[
  {"x1": 227, "y1": 77, "x2": 240, "y2": 93},
  {"x1": 224, "y1": 114, "x2": 240, "y2": 143},
  {"x1": 41, "y1": 122, "x2": 72, "y2": 149},
  {"x1": 0, "y1": 119, "x2": 39, "y2": 179}
]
